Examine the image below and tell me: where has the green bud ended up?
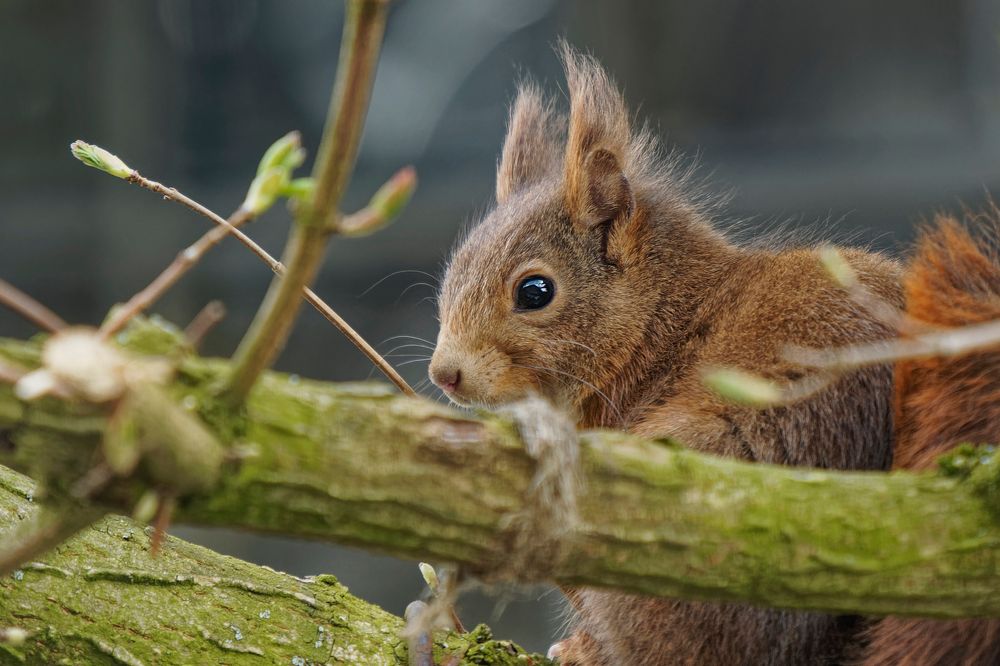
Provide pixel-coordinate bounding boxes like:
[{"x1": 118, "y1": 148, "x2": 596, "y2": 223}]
[
  {"x1": 283, "y1": 177, "x2": 315, "y2": 202},
  {"x1": 70, "y1": 140, "x2": 132, "y2": 179},
  {"x1": 418, "y1": 562, "x2": 440, "y2": 595},
  {"x1": 256, "y1": 131, "x2": 304, "y2": 176},
  {"x1": 242, "y1": 167, "x2": 289, "y2": 215},
  {"x1": 702, "y1": 368, "x2": 782, "y2": 407},
  {"x1": 369, "y1": 165, "x2": 416, "y2": 223},
  {"x1": 818, "y1": 245, "x2": 857, "y2": 288},
  {"x1": 339, "y1": 166, "x2": 417, "y2": 237}
]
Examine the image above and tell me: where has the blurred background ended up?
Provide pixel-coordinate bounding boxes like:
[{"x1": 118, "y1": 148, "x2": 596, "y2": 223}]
[{"x1": 3, "y1": 0, "x2": 1000, "y2": 653}]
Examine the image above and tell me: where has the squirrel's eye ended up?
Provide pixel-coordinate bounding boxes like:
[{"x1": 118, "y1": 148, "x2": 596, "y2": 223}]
[{"x1": 515, "y1": 275, "x2": 555, "y2": 310}]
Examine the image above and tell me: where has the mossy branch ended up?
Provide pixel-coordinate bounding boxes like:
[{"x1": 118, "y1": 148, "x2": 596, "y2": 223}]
[
  {"x1": 1, "y1": 327, "x2": 1000, "y2": 621},
  {"x1": 0, "y1": 467, "x2": 547, "y2": 665}
]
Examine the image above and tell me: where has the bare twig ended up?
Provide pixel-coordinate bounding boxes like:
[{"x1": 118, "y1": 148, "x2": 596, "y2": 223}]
[
  {"x1": 184, "y1": 300, "x2": 227, "y2": 349},
  {"x1": 787, "y1": 318, "x2": 1000, "y2": 371},
  {"x1": 70, "y1": 463, "x2": 116, "y2": 500},
  {"x1": 0, "y1": 279, "x2": 67, "y2": 333},
  {"x1": 404, "y1": 601, "x2": 434, "y2": 666},
  {"x1": 127, "y1": 176, "x2": 281, "y2": 273},
  {"x1": 418, "y1": 563, "x2": 467, "y2": 633},
  {"x1": 707, "y1": 249, "x2": 988, "y2": 409},
  {"x1": 706, "y1": 316, "x2": 1000, "y2": 409},
  {"x1": 119, "y1": 170, "x2": 413, "y2": 394},
  {"x1": 816, "y1": 246, "x2": 930, "y2": 335},
  {"x1": 710, "y1": 316, "x2": 1000, "y2": 410},
  {"x1": 225, "y1": 0, "x2": 392, "y2": 404},
  {"x1": 149, "y1": 492, "x2": 176, "y2": 557},
  {"x1": 703, "y1": 367, "x2": 838, "y2": 407},
  {"x1": 98, "y1": 208, "x2": 254, "y2": 339}
]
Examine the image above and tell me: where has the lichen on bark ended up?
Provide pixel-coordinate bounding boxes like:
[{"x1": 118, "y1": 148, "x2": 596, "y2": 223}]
[
  {"x1": 1, "y1": 320, "x2": 1000, "y2": 631},
  {"x1": 0, "y1": 466, "x2": 549, "y2": 665}
]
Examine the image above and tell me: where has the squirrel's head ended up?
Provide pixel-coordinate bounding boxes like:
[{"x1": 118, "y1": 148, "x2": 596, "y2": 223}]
[{"x1": 430, "y1": 45, "x2": 693, "y2": 415}]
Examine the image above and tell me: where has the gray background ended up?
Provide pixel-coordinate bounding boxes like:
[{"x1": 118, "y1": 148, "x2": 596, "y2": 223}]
[{"x1": 2, "y1": 0, "x2": 1000, "y2": 653}]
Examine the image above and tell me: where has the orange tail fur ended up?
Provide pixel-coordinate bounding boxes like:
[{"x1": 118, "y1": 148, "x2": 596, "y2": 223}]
[{"x1": 861, "y1": 212, "x2": 1000, "y2": 665}]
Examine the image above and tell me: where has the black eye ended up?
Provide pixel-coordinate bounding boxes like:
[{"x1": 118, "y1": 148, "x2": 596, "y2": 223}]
[{"x1": 515, "y1": 275, "x2": 555, "y2": 310}]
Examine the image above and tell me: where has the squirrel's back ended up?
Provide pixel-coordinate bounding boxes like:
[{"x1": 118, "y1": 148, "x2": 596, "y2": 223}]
[{"x1": 861, "y1": 213, "x2": 1000, "y2": 665}]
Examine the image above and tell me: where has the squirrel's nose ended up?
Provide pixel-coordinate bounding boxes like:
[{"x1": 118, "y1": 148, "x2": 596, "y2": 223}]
[{"x1": 429, "y1": 364, "x2": 462, "y2": 393}]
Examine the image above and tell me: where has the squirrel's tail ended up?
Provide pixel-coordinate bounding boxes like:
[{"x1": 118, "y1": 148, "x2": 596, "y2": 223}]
[
  {"x1": 860, "y1": 211, "x2": 1000, "y2": 665},
  {"x1": 893, "y1": 212, "x2": 1000, "y2": 468}
]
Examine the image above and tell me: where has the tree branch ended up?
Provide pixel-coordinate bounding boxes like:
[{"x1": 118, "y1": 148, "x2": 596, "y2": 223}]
[
  {"x1": 1, "y1": 327, "x2": 999, "y2": 620},
  {"x1": 0, "y1": 467, "x2": 547, "y2": 665},
  {"x1": 225, "y1": 0, "x2": 392, "y2": 403},
  {"x1": 0, "y1": 279, "x2": 68, "y2": 333},
  {"x1": 98, "y1": 208, "x2": 254, "y2": 339}
]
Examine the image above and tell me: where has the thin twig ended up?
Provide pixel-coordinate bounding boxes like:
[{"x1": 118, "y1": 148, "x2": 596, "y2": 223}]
[
  {"x1": 0, "y1": 279, "x2": 68, "y2": 332},
  {"x1": 404, "y1": 601, "x2": 434, "y2": 666},
  {"x1": 99, "y1": 207, "x2": 254, "y2": 339},
  {"x1": 716, "y1": 319, "x2": 1000, "y2": 409},
  {"x1": 302, "y1": 286, "x2": 414, "y2": 394},
  {"x1": 184, "y1": 300, "x2": 227, "y2": 349},
  {"x1": 816, "y1": 245, "x2": 930, "y2": 335},
  {"x1": 787, "y1": 318, "x2": 1000, "y2": 371},
  {"x1": 149, "y1": 492, "x2": 176, "y2": 557},
  {"x1": 121, "y1": 170, "x2": 413, "y2": 395},
  {"x1": 127, "y1": 176, "x2": 280, "y2": 273},
  {"x1": 225, "y1": 0, "x2": 392, "y2": 404},
  {"x1": 70, "y1": 463, "x2": 116, "y2": 500}
]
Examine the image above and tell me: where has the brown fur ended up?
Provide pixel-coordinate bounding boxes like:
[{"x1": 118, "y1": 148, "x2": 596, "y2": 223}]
[
  {"x1": 431, "y1": 45, "x2": 901, "y2": 665},
  {"x1": 858, "y1": 216, "x2": 1000, "y2": 666}
]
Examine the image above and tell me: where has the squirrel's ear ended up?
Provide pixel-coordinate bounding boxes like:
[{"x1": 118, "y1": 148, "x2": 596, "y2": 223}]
[
  {"x1": 496, "y1": 82, "x2": 561, "y2": 204},
  {"x1": 561, "y1": 44, "x2": 634, "y2": 229}
]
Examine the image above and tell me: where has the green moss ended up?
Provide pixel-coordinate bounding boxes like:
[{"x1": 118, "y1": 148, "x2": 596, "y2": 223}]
[
  {"x1": 3, "y1": 329, "x2": 1000, "y2": 629},
  {"x1": 938, "y1": 443, "x2": 996, "y2": 478},
  {"x1": 430, "y1": 625, "x2": 554, "y2": 666},
  {"x1": 106, "y1": 311, "x2": 188, "y2": 358},
  {"x1": 0, "y1": 467, "x2": 412, "y2": 665}
]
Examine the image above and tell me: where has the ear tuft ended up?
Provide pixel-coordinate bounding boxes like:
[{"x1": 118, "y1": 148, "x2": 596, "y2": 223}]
[
  {"x1": 559, "y1": 42, "x2": 633, "y2": 228},
  {"x1": 496, "y1": 81, "x2": 562, "y2": 204}
]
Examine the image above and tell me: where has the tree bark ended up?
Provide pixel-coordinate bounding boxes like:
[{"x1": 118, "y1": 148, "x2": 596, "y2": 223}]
[
  {"x1": 0, "y1": 466, "x2": 546, "y2": 665},
  {"x1": 1, "y1": 322, "x2": 999, "y2": 625}
]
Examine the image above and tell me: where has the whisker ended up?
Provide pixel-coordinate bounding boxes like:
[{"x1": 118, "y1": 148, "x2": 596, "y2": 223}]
[
  {"x1": 510, "y1": 362, "x2": 625, "y2": 427},
  {"x1": 549, "y1": 337, "x2": 598, "y2": 357},
  {"x1": 381, "y1": 343, "x2": 436, "y2": 355},
  {"x1": 395, "y1": 358, "x2": 434, "y2": 368},
  {"x1": 396, "y1": 282, "x2": 438, "y2": 302},
  {"x1": 383, "y1": 354, "x2": 433, "y2": 360},
  {"x1": 379, "y1": 333, "x2": 436, "y2": 346},
  {"x1": 417, "y1": 380, "x2": 448, "y2": 404},
  {"x1": 358, "y1": 269, "x2": 440, "y2": 298}
]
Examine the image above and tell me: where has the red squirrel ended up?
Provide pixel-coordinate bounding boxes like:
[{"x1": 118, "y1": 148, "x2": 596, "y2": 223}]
[
  {"x1": 429, "y1": 45, "x2": 903, "y2": 664},
  {"x1": 856, "y1": 216, "x2": 1000, "y2": 665}
]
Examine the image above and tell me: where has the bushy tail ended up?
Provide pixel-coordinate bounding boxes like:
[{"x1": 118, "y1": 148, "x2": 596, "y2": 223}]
[
  {"x1": 861, "y1": 212, "x2": 1000, "y2": 665},
  {"x1": 893, "y1": 213, "x2": 1000, "y2": 469}
]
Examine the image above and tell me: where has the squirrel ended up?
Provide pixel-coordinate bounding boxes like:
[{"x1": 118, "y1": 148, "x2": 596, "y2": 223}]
[
  {"x1": 855, "y1": 215, "x2": 1000, "y2": 665},
  {"x1": 429, "y1": 44, "x2": 902, "y2": 665}
]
